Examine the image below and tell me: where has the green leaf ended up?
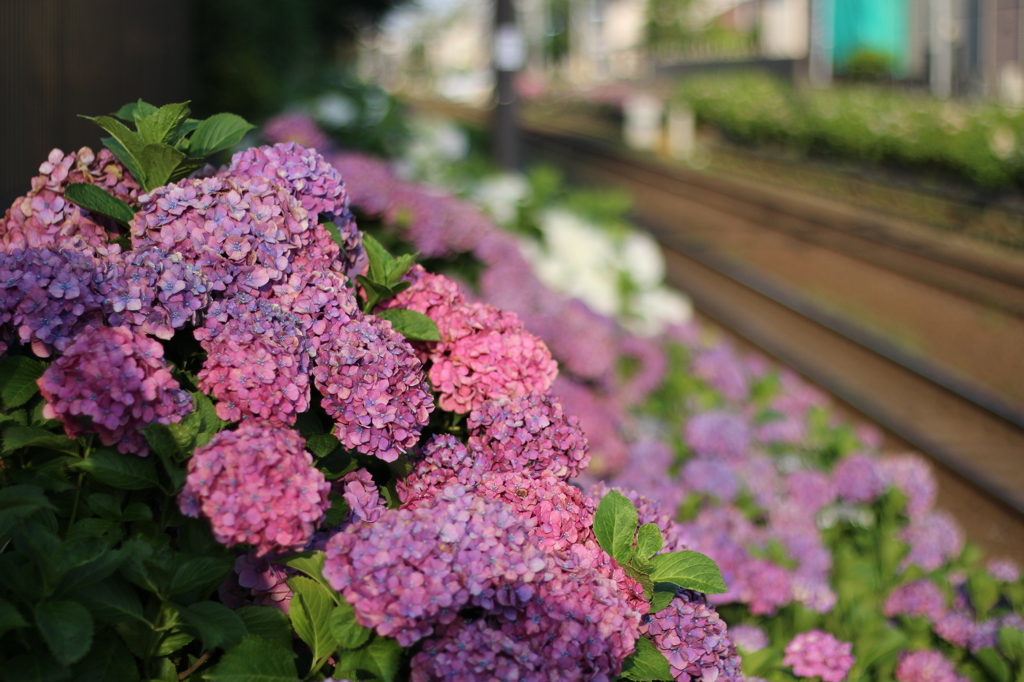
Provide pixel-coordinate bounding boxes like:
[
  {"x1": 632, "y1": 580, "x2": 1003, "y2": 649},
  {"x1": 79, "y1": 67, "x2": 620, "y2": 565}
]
[
  {"x1": 305, "y1": 432, "x2": 340, "y2": 458},
  {"x1": 0, "y1": 596, "x2": 28, "y2": 637},
  {"x1": 619, "y1": 635, "x2": 674, "y2": 681},
  {"x1": 237, "y1": 606, "x2": 292, "y2": 651},
  {"x1": 356, "y1": 275, "x2": 393, "y2": 313},
  {"x1": 337, "y1": 636, "x2": 402, "y2": 682},
  {"x1": 649, "y1": 550, "x2": 727, "y2": 594},
  {"x1": 76, "y1": 576, "x2": 147, "y2": 625},
  {"x1": 142, "y1": 423, "x2": 180, "y2": 459},
  {"x1": 361, "y1": 232, "x2": 391, "y2": 284},
  {"x1": 386, "y1": 252, "x2": 417, "y2": 285},
  {"x1": 155, "y1": 628, "x2": 195, "y2": 656},
  {"x1": 593, "y1": 490, "x2": 638, "y2": 564},
  {"x1": 323, "y1": 493, "x2": 350, "y2": 528},
  {"x1": 636, "y1": 523, "x2": 663, "y2": 560},
  {"x1": 623, "y1": 563, "x2": 654, "y2": 601},
  {"x1": 2, "y1": 425, "x2": 77, "y2": 454},
  {"x1": 83, "y1": 115, "x2": 144, "y2": 168},
  {"x1": 71, "y1": 629, "x2": 140, "y2": 682},
  {"x1": 170, "y1": 556, "x2": 232, "y2": 597},
  {"x1": 3, "y1": 652, "x2": 72, "y2": 682},
  {"x1": 329, "y1": 599, "x2": 372, "y2": 650},
  {"x1": 34, "y1": 600, "x2": 94, "y2": 666},
  {"x1": 321, "y1": 220, "x2": 347, "y2": 251},
  {"x1": 999, "y1": 625, "x2": 1024, "y2": 663},
  {"x1": 648, "y1": 584, "x2": 677, "y2": 614},
  {"x1": 72, "y1": 448, "x2": 160, "y2": 490},
  {"x1": 134, "y1": 101, "x2": 191, "y2": 146},
  {"x1": 279, "y1": 551, "x2": 336, "y2": 598},
  {"x1": 64, "y1": 183, "x2": 135, "y2": 225},
  {"x1": 54, "y1": 545, "x2": 126, "y2": 597},
  {"x1": 0, "y1": 355, "x2": 47, "y2": 408},
  {"x1": 375, "y1": 308, "x2": 441, "y2": 342},
  {"x1": 138, "y1": 144, "x2": 185, "y2": 191},
  {"x1": 205, "y1": 636, "x2": 298, "y2": 682},
  {"x1": 187, "y1": 113, "x2": 255, "y2": 158},
  {"x1": 976, "y1": 648, "x2": 1011, "y2": 682},
  {"x1": 179, "y1": 601, "x2": 248, "y2": 651},
  {"x1": 100, "y1": 136, "x2": 146, "y2": 185},
  {"x1": 287, "y1": 576, "x2": 336, "y2": 671},
  {"x1": 114, "y1": 99, "x2": 158, "y2": 122}
]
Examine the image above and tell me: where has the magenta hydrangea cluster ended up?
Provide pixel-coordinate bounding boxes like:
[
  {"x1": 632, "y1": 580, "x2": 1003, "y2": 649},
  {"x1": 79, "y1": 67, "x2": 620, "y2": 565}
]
[
  {"x1": 783, "y1": 630, "x2": 855, "y2": 682},
  {"x1": 895, "y1": 650, "x2": 967, "y2": 682},
  {"x1": 641, "y1": 589, "x2": 743, "y2": 682},
  {"x1": 37, "y1": 325, "x2": 192, "y2": 454},
  {"x1": 884, "y1": 579, "x2": 948, "y2": 622},
  {"x1": 2, "y1": 146, "x2": 139, "y2": 254},
  {"x1": 312, "y1": 312, "x2": 433, "y2": 461},
  {"x1": 466, "y1": 391, "x2": 590, "y2": 479},
  {"x1": 179, "y1": 421, "x2": 330, "y2": 556},
  {"x1": 194, "y1": 296, "x2": 314, "y2": 424},
  {"x1": 381, "y1": 266, "x2": 558, "y2": 413}
]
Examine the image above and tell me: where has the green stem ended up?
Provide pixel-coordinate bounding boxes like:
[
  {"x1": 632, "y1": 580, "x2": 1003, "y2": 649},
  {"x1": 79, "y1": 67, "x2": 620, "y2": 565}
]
[{"x1": 68, "y1": 436, "x2": 94, "y2": 527}]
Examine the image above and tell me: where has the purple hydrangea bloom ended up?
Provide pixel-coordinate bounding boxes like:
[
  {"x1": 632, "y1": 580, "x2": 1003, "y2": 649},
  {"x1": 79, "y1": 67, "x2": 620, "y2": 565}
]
[
  {"x1": 728, "y1": 623, "x2": 769, "y2": 652},
  {"x1": 335, "y1": 468, "x2": 387, "y2": 526},
  {"x1": 178, "y1": 421, "x2": 330, "y2": 556},
  {"x1": 783, "y1": 630, "x2": 855, "y2": 682},
  {"x1": 988, "y1": 558, "x2": 1021, "y2": 582},
  {"x1": 831, "y1": 453, "x2": 887, "y2": 505},
  {"x1": 684, "y1": 411, "x2": 751, "y2": 461},
  {"x1": 615, "y1": 334, "x2": 668, "y2": 405},
  {"x1": 933, "y1": 611, "x2": 976, "y2": 649},
  {"x1": 312, "y1": 312, "x2": 433, "y2": 462},
  {"x1": 884, "y1": 580, "x2": 948, "y2": 622},
  {"x1": 641, "y1": 590, "x2": 744, "y2": 682},
  {"x1": 219, "y1": 551, "x2": 294, "y2": 613},
  {"x1": 691, "y1": 343, "x2": 749, "y2": 402},
  {"x1": 467, "y1": 392, "x2": 590, "y2": 480},
  {"x1": 895, "y1": 650, "x2": 968, "y2": 682},
  {"x1": 878, "y1": 454, "x2": 937, "y2": 520},
  {"x1": 262, "y1": 111, "x2": 331, "y2": 151},
  {"x1": 900, "y1": 511, "x2": 964, "y2": 572},
  {"x1": 37, "y1": 325, "x2": 192, "y2": 455}
]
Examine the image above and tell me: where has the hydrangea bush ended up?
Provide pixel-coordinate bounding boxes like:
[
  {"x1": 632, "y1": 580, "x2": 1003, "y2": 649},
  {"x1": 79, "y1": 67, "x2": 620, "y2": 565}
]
[
  {"x1": 0, "y1": 101, "x2": 736, "y2": 681},
  {"x1": 266, "y1": 108, "x2": 1024, "y2": 682}
]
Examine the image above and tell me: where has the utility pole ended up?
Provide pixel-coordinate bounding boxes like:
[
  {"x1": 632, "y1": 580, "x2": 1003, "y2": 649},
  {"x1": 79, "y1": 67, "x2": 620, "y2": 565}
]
[{"x1": 493, "y1": 0, "x2": 524, "y2": 170}]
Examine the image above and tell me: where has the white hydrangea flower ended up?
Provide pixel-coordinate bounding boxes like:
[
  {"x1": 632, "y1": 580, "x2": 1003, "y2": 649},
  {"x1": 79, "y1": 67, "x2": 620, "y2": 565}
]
[
  {"x1": 472, "y1": 173, "x2": 530, "y2": 226},
  {"x1": 624, "y1": 287, "x2": 692, "y2": 336},
  {"x1": 314, "y1": 93, "x2": 357, "y2": 127},
  {"x1": 620, "y1": 230, "x2": 665, "y2": 290}
]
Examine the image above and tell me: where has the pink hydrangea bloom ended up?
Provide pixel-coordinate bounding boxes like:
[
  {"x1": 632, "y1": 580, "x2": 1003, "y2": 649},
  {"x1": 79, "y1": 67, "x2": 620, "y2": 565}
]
[
  {"x1": 895, "y1": 650, "x2": 967, "y2": 682},
  {"x1": 900, "y1": 511, "x2": 964, "y2": 572},
  {"x1": 783, "y1": 630, "x2": 855, "y2": 682},
  {"x1": 178, "y1": 421, "x2": 330, "y2": 556},
  {"x1": 335, "y1": 468, "x2": 387, "y2": 526},
  {"x1": 37, "y1": 325, "x2": 191, "y2": 454},
  {"x1": 988, "y1": 558, "x2": 1021, "y2": 582},
  {"x1": 933, "y1": 611, "x2": 976, "y2": 649},
  {"x1": 312, "y1": 312, "x2": 433, "y2": 462},
  {"x1": 884, "y1": 580, "x2": 948, "y2": 622},
  {"x1": 262, "y1": 111, "x2": 331, "y2": 151},
  {"x1": 2, "y1": 147, "x2": 139, "y2": 254},
  {"x1": 729, "y1": 624, "x2": 769, "y2": 652},
  {"x1": 832, "y1": 453, "x2": 887, "y2": 505},
  {"x1": 641, "y1": 590, "x2": 744, "y2": 682},
  {"x1": 467, "y1": 392, "x2": 590, "y2": 480},
  {"x1": 397, "y1": 434, "x2": 491, "y2": 508},
  {"x1": 195, "y1": 296, "x2": 313, "y2": 424},
  {"x1": 219, "y1": 552, "x2": 294, "y2": 613},
  {"x1": 691, "y1": 343, "x2": 750, "y2": 403},
  {"x1": 878, "y1": 454, "x2": 937, "y2": 520}
]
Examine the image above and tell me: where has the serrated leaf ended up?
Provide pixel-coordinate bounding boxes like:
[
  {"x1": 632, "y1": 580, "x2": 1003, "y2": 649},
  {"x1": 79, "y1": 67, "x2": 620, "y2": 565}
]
[
  {"x1": 155, "y1": 628, "x2": 194, "y2": 656},
  {"x1": 188, "y1": 113, "x2": 255, "y2": 158},
  {"x1": 323, "y1": 493, "x2": 350, "y2": 528},
  {"x1": 0, "y1": 355, "x2": 47, "y2": 408},
  {"x1": 101, "y1": 136, "x2": 146, "y2": 185},
  {"x1": 278, "y1": 551, "x2": 335, "y2": 597},
  {"x1": 288, "y1": 576, "x2": 336, "y2": 671},
  {"x1": 648, "y1": 583, "x2": 678, "y2": 614},
  {"x1": 72, "y1": 449, "x2": 160, "y2": 490},
  {"x1": 114, "y1": 99, "x2": 158, "y2": 122},
  {"x1": 636, "y1": 523, "x2": 663, "y2": 560},
  {"x1": 361, "y1": 232, "x2": 391, "y2": 284},
  {"x1": 54, "y1": 544, "x2": 125, "y2": 597},
  {"x1": 593, "y1": 490, "x2": 638, "y2": 564},
  {"x1": 649, "y1": 550, "x2": 727, "y2": 594},
  {"x1": 134, "y1": 101, "x2": 191, "y2": 146},
  {"x1": 0, "y1": 597, "x2": 28, "y2": 637},
  {"x1": 338, "y1": 636, "x2": 402, "y2": 682},
  {"x1": 205, "y1": 636, "x2": 298, "y2": 682},
  {"x1": 619, "y1": 635, "x2": 674, "y2": 681},
  {"x1": 170, "y1": 556, "x2": 232, "y2": 597},
  {"x1": 237, "y1": 606, "x2": 292, "y2": 651},
  {"x1": 386, "y1": 253, "x2": 417, "y2": 285},
  {"x1": 375, "y1": 308, "x2": 441, "y2": 342},
  {"x1": 356, "y1": 275, "x2": 393, "y2": 313},
  {"x1": 2, "y1": 425, "x2": 77, "y2": 454},
  {"x1": 83, "y1": 115, "x2": 144, "y2": 168},
  {"x1": 179, "y1": 600, "x2": 248, "y2": 651},
  {"x1": 306, "y1": 432, "x2": 340, "y2": 458},
  {"x1": 623, "y1": 563, "x2": 654, "y2": 601},
  {"x1": 138, "y1": 144, "x2": 185, "y2": 191},
  {"x1": 35, "y1": 600, "x2": 94, "y2": 666},
  {"x1": 64, "y1": 183, "x2": 135, "y2": 225},
  {"x1": 76, "y1": 577, "x2": 147, "y2": 625},
  {"x1": 329, "y1": 599, "x2": 372, "y2": 650},
  {"x1": 71, "y1": 629, "x2": 140, "y2": 682},
  {"x1": 141, "y1": 423, "x2": 180, "y2": 459}
]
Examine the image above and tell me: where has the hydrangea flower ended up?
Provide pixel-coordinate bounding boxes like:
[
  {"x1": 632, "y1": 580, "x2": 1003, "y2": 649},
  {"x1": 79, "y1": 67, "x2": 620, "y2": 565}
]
[
  {"x1": 2, "y1": 147, "x2": 138, "y2": 254},
  {"x1": 37, "y1": 325, "x2": 192, "y2": 455},
  {"x1": 933, "y1": 611, "x2": 976, "y2": 649},
  {"x1": 219, "y1": 552, "x2": 294, "y2": 613},
  {"x1": 335, "y1": 468, "x2": 387, "y2": 526},
  {"x1": 262, "y1": 111, "x2": 331, "y2": 151},
  {"x1": 878, "y1": 454, "x2": 937, "y2": 520},
  {"x1": 178, "y1": 421, "x2": 330, "y2": 556},
  {"x1": 728, "y1": 623, "x2": 769, "y2": 652},
  {"x1": 895, "y1": 650, "x2": 967, "y2": 682},
  {"x1": 322, "y1": 487, "x2": 550, "y2": 647},
  {"x1": 832, "y1": 453, "x2": 887, "y2": 505},
  {"x1": 988, "y1": 558, "x2": 1021, "y2": 582},
  {"x1": 467, "y1": 392, "x2": 589, "y2": 480},
  {"x1": 410, "y1": 619, "x2": 544, "y2": 682},
  {"x1": 684, "y1": 411, "x2": 750, "y2": 461},
  {"x1": 312, "y1": 312, "x2": 433, "y2": 462},
  {"x1": 884, "y1": 580, "x2": 948, "y2": 622},
  {"x1": 692, "y1": 343, "x2": 750, "y2": 402},
  {"x1": 195, "y1": 296, "x2": 313, "y2": 424},
  {"x1": 0, "y1": 246, "x2": 106, "y2": 357},
  {"x1": 397, "y1": 434, "x2": 491, "y2": 508},
  {"x1": 900, "y1": 511, "x2": 964, "y2": 572},
  {"x1": 641, "y1": 590, "x2": 744, "y2": 682},
  {"x1": 783, "y1": 630, "x2": 855, "y2": 682}
]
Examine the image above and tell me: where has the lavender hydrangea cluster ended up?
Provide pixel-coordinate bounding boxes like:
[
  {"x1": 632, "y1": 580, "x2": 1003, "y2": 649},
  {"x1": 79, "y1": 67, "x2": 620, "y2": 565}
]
[
  {"x1": 37, "y1": 325, "x2": 192, "y2": 454},
  {"x1": 895, "y1": 650, "x2": 968, "y2": 682},
  {"x1": 312, "y1": 312, "x2": 433, "y2": 461},
  {"x1": 179, "y1": 421, "x2": 330, "y2": 556},
  {"x1": 641, "y1": 590, "x2": 743, "y2": 682}
]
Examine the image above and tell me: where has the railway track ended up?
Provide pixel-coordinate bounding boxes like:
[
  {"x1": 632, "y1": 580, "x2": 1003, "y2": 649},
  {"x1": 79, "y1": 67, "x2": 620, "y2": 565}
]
[{"x1": 415, "y1": 100, "x2": 1024, "y2": 560}]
